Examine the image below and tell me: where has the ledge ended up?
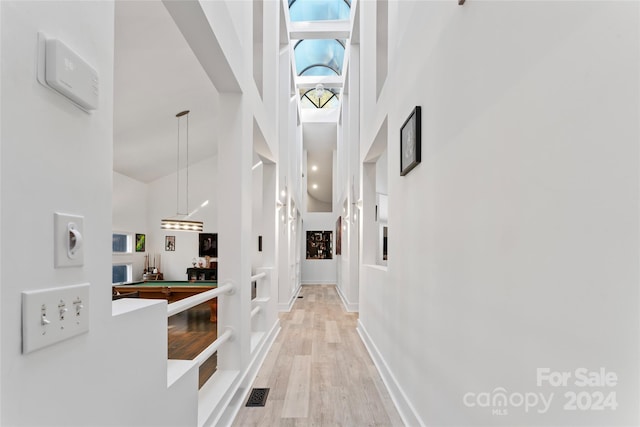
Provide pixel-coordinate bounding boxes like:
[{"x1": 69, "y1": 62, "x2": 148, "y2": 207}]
[
  {"x1": 112, "y1": 298, "x2": 165, "y2": 317},
  {"x1": 362, "y1": 264, "x2": 388, "y2": 272},
  {"x1": 167, "y1": 359, "x2": 198, "y2": 388}
]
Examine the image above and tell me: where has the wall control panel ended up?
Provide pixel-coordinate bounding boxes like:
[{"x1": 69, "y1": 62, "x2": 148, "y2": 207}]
[
  {"x1": 22, "y1": 283, "x2": 90, "y2": 354},
  {"x1": 36, "y1": 32, "x2": 99, "y2": 111}
]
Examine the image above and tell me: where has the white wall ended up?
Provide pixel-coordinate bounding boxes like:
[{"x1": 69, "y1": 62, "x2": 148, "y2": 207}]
[
  {"x1": 307, "y1": 193, "x2": 332, "y2": 212},
  {"x1": 113, "y1": 157, "x2": 219, "y2": 283},
  {"x1": 358, "y1": 2, "x2": 639, "y2": 426},
  {"x1": 252, "y1": 162, "x2": 264, "y2": 273},
  {"x1": 301, "y1": 212, "x2": 337, "y2": 284},
  {"x1": 112, "y1": 172, "x2": 148, "y2": 281},
  {"x1": 147, "y1": 155, "x2": 218, "y2": 281},
  {"x1": 0, "y1": 2, "x2": 197, "y2": 425}
]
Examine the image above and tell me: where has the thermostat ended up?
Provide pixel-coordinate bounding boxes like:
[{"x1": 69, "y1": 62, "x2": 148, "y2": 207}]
[{"x1": 37, "y1": 32, "x2": 99, "y2": 112}]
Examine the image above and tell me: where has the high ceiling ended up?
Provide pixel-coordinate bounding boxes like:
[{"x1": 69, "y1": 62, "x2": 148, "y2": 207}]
[
  {"x1": 114, "y1": 1, "x2": 218, "y2": 184},
  {"x1": 113, "y1": 0, "x2": 350, "y2": 211},
  {"x1": 285, "y1": 0, "x2": 354, "y2": 208}
]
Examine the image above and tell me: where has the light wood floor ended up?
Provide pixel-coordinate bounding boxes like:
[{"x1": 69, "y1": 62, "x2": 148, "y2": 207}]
[{"x1": 232, "y1": 285, "x2": 404, "y2": 427}]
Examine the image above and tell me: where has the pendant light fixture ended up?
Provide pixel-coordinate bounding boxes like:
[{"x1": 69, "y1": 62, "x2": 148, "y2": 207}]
[
  {"x1": 160, "y1": 110, "x2": 204, "y2": 232},
  {"x1": 314, "y1": 83, "x2": 325, "y2": 103}
]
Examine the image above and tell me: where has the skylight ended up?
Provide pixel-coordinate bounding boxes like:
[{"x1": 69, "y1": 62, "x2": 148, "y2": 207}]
[
  {"x1": 287, "y1": 0, "x2": 353, "y2": 112},
  {"x1": 289, "y1": 0, "x2": 351, "y2": 22},
  {"x1": 294, "y1": 39, "x2": 345, "y2": 77},
  {"x1": 299, "y1": 88, "x2": 339, "y2": 109}
]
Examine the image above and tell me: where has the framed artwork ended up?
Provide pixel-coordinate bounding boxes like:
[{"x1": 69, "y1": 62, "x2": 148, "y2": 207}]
[
  {"x1": 199, "y1": 233, "x2": 217, "y2": 257},
  {"x1": 335, "y1": 217, "x2": 342, "y2": 255},
  {"x1": 165, "y1": 235, "x2": 175, "y2": 251},
  {"x1": 400, "y1": 106, "x2": 421, "y2": 176},
  {"x1": 306, "y1": 230, "x2": 332, "y2": 260},
  {"x1": 135, "y1": 233, "x2": 146, "y2": 252},
  {"x1": 383, "y1": 226, "x2": 388, "y2": 261}
]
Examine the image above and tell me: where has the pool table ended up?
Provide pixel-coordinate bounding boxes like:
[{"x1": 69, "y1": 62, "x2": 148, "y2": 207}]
[{"x1": 113, "y1": 280, "x2": 218, "y2": 322}]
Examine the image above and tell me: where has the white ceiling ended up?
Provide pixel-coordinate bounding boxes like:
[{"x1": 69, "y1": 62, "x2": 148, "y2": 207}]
[{"x1": 113, "y1": 1, "x2": 218, "y2": 183}]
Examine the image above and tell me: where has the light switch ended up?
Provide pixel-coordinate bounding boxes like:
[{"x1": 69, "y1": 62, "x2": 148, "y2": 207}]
[{"x1": 22, "y1": 283, "x2": 90, "y2": 354}]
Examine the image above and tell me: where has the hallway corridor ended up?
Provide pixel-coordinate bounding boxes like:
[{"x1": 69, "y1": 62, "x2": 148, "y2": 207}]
[{"x1": 233, "y1": 285, "x2": 404, "y2": 426}]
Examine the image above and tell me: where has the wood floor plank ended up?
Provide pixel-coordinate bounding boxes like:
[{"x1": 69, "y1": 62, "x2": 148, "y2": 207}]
[
  {"x1": 281, "y1": 355, "x2": 311, "y2": 418},
  {"x1": 291, "y1": 309, "x2": 305, "y2": 324},
  {"x1": 324, "y1": 320, "x2": 340, "y2": 343}
]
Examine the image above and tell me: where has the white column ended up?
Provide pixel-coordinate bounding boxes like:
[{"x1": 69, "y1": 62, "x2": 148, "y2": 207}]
[
  {"x1": 348, "y1": 45, "x2": 361, "y2": 308},
  {"x1": 217, "y1": 93, "x2": 252, "y2": 371},
  {"x1": 261, "y1": 162, "x2": 278, "y2": 325}
]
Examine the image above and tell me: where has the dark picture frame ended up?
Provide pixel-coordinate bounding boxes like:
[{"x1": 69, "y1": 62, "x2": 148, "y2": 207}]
[
  {"x1": 198, "y1": 233, "x2": 217, "y2": 257},
  {"x1": 335, "y1": 217, "x2": 342, "y2": 255},
  {"x1": 165, "y1": 235, "x2": 175, "y2": 251},
  {"x1": 306, "y1": 230, "x2": 333, "y2": 260},
  {"x1": 135, "y1": 233, "x2": 146, "y2": 252},
  {"x1": 400, "y1": 106, "x2": 421, "y2": 176}
]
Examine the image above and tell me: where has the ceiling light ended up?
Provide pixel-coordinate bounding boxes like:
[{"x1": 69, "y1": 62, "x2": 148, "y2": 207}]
[
  {"x1": 312, "y1": 184, "x2": 318, "y2": 189},
  {"x1": 161, "y1": 110, "x2": 203, "y2": 232},
  {"x1": 311, "y1": 165, "x2": 318, "y2": 172},
  {"x1": 315, "y1": 83, "x2": 324, "y2": 101},
  {"x1": 160, "y1": 219, "x2": 203, "y2": 232}
]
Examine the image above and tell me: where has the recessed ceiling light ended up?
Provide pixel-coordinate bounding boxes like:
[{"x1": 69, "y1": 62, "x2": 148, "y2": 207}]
[
  {"x1": 311, "y1": 165, "x2": 318, "y2": 171},
  {"x1": 312, "y1": 184, "x2": 318, "y2": 189}
]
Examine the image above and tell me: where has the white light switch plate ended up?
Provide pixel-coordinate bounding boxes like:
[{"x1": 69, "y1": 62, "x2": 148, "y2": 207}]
[{"x1": 22, "y1": 283, "x2": 90, "y2": 354}]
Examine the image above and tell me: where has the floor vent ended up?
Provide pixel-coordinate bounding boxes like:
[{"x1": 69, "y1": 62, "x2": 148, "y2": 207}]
[{"x1": 246, "y1": 388, "x2": 270, "y2": 407}]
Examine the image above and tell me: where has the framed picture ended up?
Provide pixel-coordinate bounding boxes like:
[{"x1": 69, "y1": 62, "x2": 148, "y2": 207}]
[
  {"x1": 335, "y1": 217, "x2": 342, "y2": 255},
  {"x1": 199, "y1": 233, "x2": 217, "y2": 257},
  {"x1": 135, "y1": 233, "x2": 146, "y2": 252},
  {"x1": 383, "y1": 226, "x2": 388, "y2": 261},
  {"x1": 165, "y1": 235, "x2": 175, "y2": 251},
  {"x1": 306, "y1": 230, "x2": 332, "y2": 260},
  {"x1": 400, "y1": 106, "x2": 421, "y2": 176}
]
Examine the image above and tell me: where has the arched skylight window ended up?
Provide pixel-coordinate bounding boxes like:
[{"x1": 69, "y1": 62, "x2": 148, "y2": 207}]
[
  {"x1": 294, "y1": 39, "x2": 345, "y2": 76},
  {"x1": 300, "y1": 88, "x2": 339, "y2": 109},
  {"x1": 289, "y1": 0, "x2": 350, "y2": 22}
]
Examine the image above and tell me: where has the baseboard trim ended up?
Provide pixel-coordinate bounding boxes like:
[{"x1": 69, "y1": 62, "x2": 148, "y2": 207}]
[
  {"x1": 277, "y1": 284, "x2": 301, "y2": 312},
  {"x1": 209, "y1": 319, "x2": 281, "y2": 427},
  {"x1": 300, "y1": 280, "x2": 335, "y2": 285},
  {"x1": 357, "y1": 320, "x2": 425, "y2": 427},
  {"x1": 335, "y1": 284, "x2": 358, "y2": 312}
]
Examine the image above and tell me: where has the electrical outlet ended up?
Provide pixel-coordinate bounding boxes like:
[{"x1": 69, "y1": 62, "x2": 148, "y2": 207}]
[{"x1": 22, "y1": 283, "x2": 90, "y2": 354}]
